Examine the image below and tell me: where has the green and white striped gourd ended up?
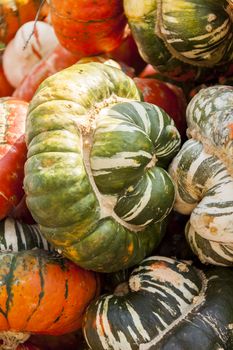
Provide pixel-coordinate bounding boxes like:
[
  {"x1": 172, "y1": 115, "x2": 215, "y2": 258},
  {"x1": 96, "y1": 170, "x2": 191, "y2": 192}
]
[
  {"x1": 124, "y1": 0, "x2": 233, "y2": 82},
  {"x1": 169, "y1": 85, "x2": 233, "y2": 265},
  {"x1": 24, "y1": 62, "x2": 181, "y2": 272},
  {"x1": 0, "y1": 217, "x2": 52, "y2": 252},
  {"x1": 83, "y1": 256, "x2": 233, "y2": 350}
]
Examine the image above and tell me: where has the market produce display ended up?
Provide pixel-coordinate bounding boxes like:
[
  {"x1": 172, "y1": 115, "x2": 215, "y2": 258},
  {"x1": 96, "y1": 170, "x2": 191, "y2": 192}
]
[{"x1": 0, "y1": 0, "x2": 233, "y2": 348}]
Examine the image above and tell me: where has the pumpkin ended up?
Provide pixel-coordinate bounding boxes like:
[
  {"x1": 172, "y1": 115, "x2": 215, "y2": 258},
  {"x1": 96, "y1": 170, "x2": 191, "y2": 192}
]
[
  {"x1": 0, "y1": 0, "x2": 49, "y2": 45},
  {"x1": 124, "y1": 0, "x2": 233, "y2": 82},
  {"x1": 24, "y1": 62, "x2": 181, "y2": 272},
  {"x1": 12, "y1": 44, "x2": 79, "y2": 102},
  {"x1": 2, "y1": 21, "x2": 59, "y2": 88},
  {"x1": 17, "y1": 343, "x2": 41, "y2": 350},
  {"x1": 0, "y1": 249, "x2": 99, "y2": 350},
  {"x1": 83, "y1": 255, "x2": 233, "y2": 349},
  {"x1": 0, "y1": 98, "x2": 28, "y2": 220},
  {"x1": 49, "y1": 0, "x2": 127, "y2": 55},
  {"x1": 169, "y1": 85, "x2": 233, "y2": 265},
  {"x1": 134, "y1": 77, "x2": 187, "y2": 139}
]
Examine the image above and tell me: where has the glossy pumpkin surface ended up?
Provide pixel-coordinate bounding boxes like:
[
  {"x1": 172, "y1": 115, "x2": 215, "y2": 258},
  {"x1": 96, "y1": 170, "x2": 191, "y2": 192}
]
[
  {"x1": 124, "y1": 0, "x2": 233, "y2": 82},
  {"x1": 50, "y1": 0, "x2": 127, "y2": 55},
  {"x1": 169, "y1": 85, "x2": 233, "y2": 265},
  {"x1": 83, "y1": 256, "x2": 233, "y2": 349},
  {"x1": 0, "y1": 98, "x2": 28, "y2": 220},
  {"x1": 24, "y1": 62, "x2": 180, "y2": 272}
]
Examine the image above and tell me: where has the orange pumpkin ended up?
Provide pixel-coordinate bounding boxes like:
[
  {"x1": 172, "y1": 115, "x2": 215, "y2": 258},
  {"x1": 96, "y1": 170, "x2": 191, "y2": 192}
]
[
  {"x1": 0, "y1": 0, "x2": 49, "y2": 45},
  {"x1": 49, "y1": 0, "x2": 127, "y2": 55},
  {"x1": 0, "y1": 250, "x2": 99, "y2": 349}
]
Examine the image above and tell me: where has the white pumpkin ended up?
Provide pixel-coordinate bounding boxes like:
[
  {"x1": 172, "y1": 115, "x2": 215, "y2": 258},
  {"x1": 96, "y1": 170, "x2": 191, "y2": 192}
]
[{"x1": 3, "y1": 21, "x2": 58, "y2": 88}]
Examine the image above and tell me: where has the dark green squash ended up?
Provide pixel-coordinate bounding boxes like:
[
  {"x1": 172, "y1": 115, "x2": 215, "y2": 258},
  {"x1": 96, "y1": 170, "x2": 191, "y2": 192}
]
[
  {"x1": 24, "y1": 61, "x2": 181, "y2": 272},
  {"x1": 83, "y1": 255, "x2": 233, "y2": 350},
  {"x1": 124, "y1": 0, "x2": 233, "y2": 82}
]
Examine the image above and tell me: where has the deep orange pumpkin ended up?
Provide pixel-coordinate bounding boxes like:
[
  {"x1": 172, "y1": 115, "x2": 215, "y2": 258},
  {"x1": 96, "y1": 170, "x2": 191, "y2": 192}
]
[
  {"x1": 0, "y1": 0, "x2": 49, "y2": 45},
  {"x1": 0, "y1": 250, "x2": 99, "y2": 349},
  {"x1": 0, "y1": 98, "x2": 28, "y2": 220},
  {"x1": 49, "y1": 0, "x2": 127, "y2": 55}
]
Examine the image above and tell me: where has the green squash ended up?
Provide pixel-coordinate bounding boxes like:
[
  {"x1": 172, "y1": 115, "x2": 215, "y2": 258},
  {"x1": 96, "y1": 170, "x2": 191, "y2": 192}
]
[
  {"x1": 83, "y1": 255, "x2": 233, "y2": 349},
  {"x1": 24, "y1": 62, "x2": 181, "y2": 272},
  {"x1": 124, "y1": 0, "x2": 233, "y2": 82},
  {"x1": 169, "y1": 85, "x2": 233, "y2": 265}
]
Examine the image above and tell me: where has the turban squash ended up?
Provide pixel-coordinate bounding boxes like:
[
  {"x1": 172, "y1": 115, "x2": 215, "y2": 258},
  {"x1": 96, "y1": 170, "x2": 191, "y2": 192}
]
[
  {"x1": 124, "y1": 0, "x2": 233, "y2": 82},
  {"x1": 24, "y1": 62, "x2": 181, "y2": 272},
  {"x1": 83, "y1": 255, "x2": 233, "y2": 349},
  {"x1": 0, "y1": 217, "x2": 99, "y2": 349},
  {"x1": 169, "y1": 85, "x2": 233, "y2": 265}
]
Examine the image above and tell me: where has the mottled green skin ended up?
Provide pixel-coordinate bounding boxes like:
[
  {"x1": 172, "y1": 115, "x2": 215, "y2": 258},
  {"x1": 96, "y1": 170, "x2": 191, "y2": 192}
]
[
  {"x1": 124, "y1": 0, "x2": 233, "y2": 82},
  {"x1": 24, "y1": 62, "x2": 178, "y2": 272}
]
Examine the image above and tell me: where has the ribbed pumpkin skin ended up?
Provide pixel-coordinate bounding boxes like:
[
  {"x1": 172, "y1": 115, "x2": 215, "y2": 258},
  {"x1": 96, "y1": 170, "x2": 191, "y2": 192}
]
[
  {"x1": 0, "y1": 98, "x2": 28, "y2": 220},
  {"x1": 124, "y1": 0, "x2": 233, "y2": 82},
  {"x1": 0, "y1": 0, "x2": 48, "y2": 45},
  {"x1": 83, "y1": 256, "x2": 233, "y2": 350},
  {"x1": 169, "y1": 85, "x2": 233, "y2": 265},
  {"x1": 50, "y1": 0, "x2": 127, "y2": 55},
  {"x1": 24, "y1": 62, "x2": 180, "y2": 272},
  {"x1": 0, "y1": 249, "x2": 99, "y2": 335}
]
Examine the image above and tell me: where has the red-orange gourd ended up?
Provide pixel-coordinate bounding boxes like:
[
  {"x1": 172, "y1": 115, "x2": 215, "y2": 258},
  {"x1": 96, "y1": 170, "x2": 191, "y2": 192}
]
[
  {"x1": 49, "y1": 0, "x2": 127, "y2": 55},
  {"x1": 0, "y1": 98, "x2": 28, "y2": 220}
]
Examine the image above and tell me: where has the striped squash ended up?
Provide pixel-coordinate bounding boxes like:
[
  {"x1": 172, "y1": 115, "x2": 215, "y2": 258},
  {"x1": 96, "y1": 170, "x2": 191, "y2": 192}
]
[
  {"x1": 123, "y1": 0, "x2": 233, "y2": 82},
  {"x1": 169, "y1": 85, "x2": 233, "y2": 265},
  {"x1": 0, "y1": 217, "x2": 51, "y2": 252},
  {"x1": 83, "y1": 256, "x2": 233, "y2": 349},
  {"x1": 24, "y1": 62, "x2": 181, "y2": 272}
]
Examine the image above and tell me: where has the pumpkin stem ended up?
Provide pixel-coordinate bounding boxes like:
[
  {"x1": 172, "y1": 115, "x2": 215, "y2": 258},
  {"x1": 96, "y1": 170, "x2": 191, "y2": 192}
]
[
  {"x1": 114, "y1": 282, "x2": 130, "y2": 296},
  {"x1": 23, "y1": 0, "x2": 46, "y2": 50},
  {"x1": 0, "y1": 331, "x2": 30, "y2": 350}
]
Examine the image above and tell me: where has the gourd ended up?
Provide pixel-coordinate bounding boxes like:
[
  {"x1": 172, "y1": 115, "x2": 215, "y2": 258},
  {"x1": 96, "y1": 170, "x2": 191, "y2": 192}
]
[
  {"x1": 169, "y1": 85, "x2": 233, "y2": 265},
  {"x1": 0, "y1": 218, "x2": 99, "y2": 350},
  {"x1": 49, "y1": 0, "x2": 127, "y2": 55},
  {"x1": 2, "y1": 21, "x2": 58, "y2": 88},
  {"x1": 124, "y1": 0, "x2": 233, "y2": 82},
  {"x1": 0, "y1": 98, "x2": 28, "y2": 220},
  {"x1": 0, "y1": 0, "x2": 48, "y2": 45},
  {"x1": 83, "y1": 255, "x2": 233, "y2": 349},
  {"x1": 24, "y1": 62, "x2": 181, "y2": 272}
]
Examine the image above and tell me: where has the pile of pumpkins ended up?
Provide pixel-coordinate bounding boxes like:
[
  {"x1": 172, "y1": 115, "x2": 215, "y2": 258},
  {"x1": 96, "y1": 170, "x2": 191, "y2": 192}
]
[{"x1": 0, "y1": 1, "x2": 233, "y2": 349}]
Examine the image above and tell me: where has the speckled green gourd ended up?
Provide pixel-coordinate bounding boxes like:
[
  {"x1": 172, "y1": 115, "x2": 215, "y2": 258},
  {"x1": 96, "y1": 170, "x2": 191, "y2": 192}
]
[{"x1": 24, "y1": 62, "x2": 181, "y2": 272}]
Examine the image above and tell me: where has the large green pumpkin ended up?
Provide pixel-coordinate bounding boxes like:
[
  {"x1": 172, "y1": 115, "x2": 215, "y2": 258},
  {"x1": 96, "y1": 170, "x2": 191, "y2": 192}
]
[
  {"x1": 24, "y1": 62, "x2": 181, "y2": 272},
  {"x1": 83, "y1": 255, "x2": 233, "y2": 349},
  {"x1": 169, "y1": 85, "x2": 233, "y2": 265},
  {"x1": 124, "y1": 0, "x2": 233, "y2": 82}
]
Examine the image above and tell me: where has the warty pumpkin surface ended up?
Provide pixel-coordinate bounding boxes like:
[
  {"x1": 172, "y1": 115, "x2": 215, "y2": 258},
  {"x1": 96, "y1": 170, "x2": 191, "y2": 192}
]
[
  {"x1": 169, "y1": 85, "x2": 233, "y2": 265},
  {"x1": 83, "y1": 255, "x2": 233, "y2": 350},
  {"x1": 24, "y1": 62, "x2": 181, "y2": 272},
  {"x1": 124, "y1": 0, "x2": 233, "y2": 82}
]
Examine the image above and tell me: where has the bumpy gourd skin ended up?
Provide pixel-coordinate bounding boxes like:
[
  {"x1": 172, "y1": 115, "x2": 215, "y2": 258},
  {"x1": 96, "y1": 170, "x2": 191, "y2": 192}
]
[
  {"x1": 169, "y1": 85, "x2": 233, "y2": 265},
  {"x1": 24, "y1": 62, "x2": 180, "y2": 272},
  {"x1": 124, "y1": 0, "x2": 233, "y2": 81}
]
